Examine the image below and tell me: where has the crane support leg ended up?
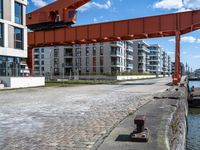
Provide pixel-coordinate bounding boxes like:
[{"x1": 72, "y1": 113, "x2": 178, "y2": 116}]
[
  {"x1": 173, "y1": 31, "x2": 181, "y2": 85},
  {"x1": 27, "y1": 47, "x2": 34, "y2": 76}
]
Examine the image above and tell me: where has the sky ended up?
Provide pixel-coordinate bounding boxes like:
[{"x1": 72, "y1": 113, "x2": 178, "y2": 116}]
[{"x1": 27, "y1": 0, "x2": 200, "y2": 70}]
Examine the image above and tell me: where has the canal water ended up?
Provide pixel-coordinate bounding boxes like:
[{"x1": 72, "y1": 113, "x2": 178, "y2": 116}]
[{"x1": 186, "y1": 81, "x2": 200, "y2": 150}]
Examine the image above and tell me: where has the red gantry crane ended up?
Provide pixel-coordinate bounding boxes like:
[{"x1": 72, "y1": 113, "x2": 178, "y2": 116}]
[{"x1": 27, "y1": 0, "x2": 200, "y2": 85}]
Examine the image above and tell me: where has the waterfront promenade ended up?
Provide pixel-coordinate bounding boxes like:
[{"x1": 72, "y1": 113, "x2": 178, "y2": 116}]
[{"x1": 0, "y1": 78, "x2": 171, "y2": 150}]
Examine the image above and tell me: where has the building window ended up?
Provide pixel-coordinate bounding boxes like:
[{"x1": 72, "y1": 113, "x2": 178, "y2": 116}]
[
  {"x1": 93, "y1": 57, "x2": 96, "y2": 66},
  {"x1": 41, "y1": 61, "x2": 44, "y2": 65},
  {"x1": 100, "y1": 67, "x2": 103, "y2": 73},
  {"x1": 14, "y1": 27, "x2": 23, "y2": 50},
  {"x1": 75, "y1": 48, "x2": 81, "y2": 56},
  {"x1": 0, "y1": 0, "x2": 3, "y2": 19},
  {"x1": 34, "y1": 66, "x2": 39, "y2": 71},
  {"x1": 34, "y1": 54, "x2": 39, "y2": 59},
  {"x1": 93, "y1": 67, "x2": 96, "y2": 73},
  {"x1": 41, "y1": 48, "x2": 44, "y2": 53},
  {"x1": 0, "y1": 23, "x2": 3, "y2": 47},
  {"x1": 54, "y1": 49, "x2": 59, "y2": 57},
  {"x1": 34, "y1": 61, "x2": 39, "y2": 65},
  {"x1": 86, "y1": 57, "x2": 89, "y2": 66},
  {"x1": 93, "y1": 47, "x2": 96, "y2": 56},
  {"x1": 100, "y1": 56, "x2": 103, "y2": 66},
  {"x1": 86, "y1": 47, "x2": 89, "y2": 56},
  {"x1": 100, "y1": 46, "x2": 104, "y2": 55},
  {"x1": 34, "y1": 48, "x2": 39, "y2": 53},
  {"x1": 15, "y1": 2, "x2": 23, "y2": 24}
]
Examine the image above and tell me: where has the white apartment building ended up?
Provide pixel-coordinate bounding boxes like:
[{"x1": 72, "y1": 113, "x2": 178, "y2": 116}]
[
  {"x1": 132, "y1": 40, "x2": 150, "y2": 73},
  {"x1": 148, "y1": 44, "x2": 163, "y2": 75},
  {"x1": 148, "y1": 44, "x2": 172, "y2": 75},
  {"x1": 33, "y1": 41, "x2": 134, "y2": 77},
  {"x1": 0, "y1": 0, "x2": 28, "y2": 76},
  {"x1": 162, "y1": 51, "x2": 168, "y2": 75},
  {"x1": 167, "y1": 55, "x2": 172, "y2": 75}
]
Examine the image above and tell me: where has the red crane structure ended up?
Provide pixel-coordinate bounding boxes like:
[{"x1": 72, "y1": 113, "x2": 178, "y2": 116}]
[{"x1": 27, "y1": 0, "x2": 200, "y2": 85}]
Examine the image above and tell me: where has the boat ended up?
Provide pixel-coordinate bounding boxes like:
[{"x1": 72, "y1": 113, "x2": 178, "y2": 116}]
[{"x1": 188, "y1": 87, "x2": 200, "y2": 108}]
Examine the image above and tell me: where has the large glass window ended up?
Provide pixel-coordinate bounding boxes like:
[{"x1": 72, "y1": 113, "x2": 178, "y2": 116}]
[
  {"x1": 0, "y1": 0, "x2": 3, "y2": 19},
  {"x1": 14, "y1": 27, "x2": 23, "y2": 50},
  {"x1": 0, "y1": 56, "x2": 21, "y2": 77},
  {"x1": 0, "y1": 23, "x2": 3, "y2": 47},
  {"x1": 15, "y1": 2, "x2": 23, "y2": 24}
]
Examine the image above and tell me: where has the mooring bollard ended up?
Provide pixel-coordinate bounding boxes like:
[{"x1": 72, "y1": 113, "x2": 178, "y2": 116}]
[{"x1": 130, "y1": 115, "x2": 149, "y2": 142}]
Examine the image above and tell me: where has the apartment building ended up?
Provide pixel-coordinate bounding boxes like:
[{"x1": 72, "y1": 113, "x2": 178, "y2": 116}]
[
  {"x1": 0, "y1": 0, "x2": 28, "y2": 76},
  {"x1": 132, "y1": 40, "x2": 150, "y2": 73},
  {"x1": 33, "y1": 41, "x2": 134, "y2": 77},
  {"x1": 148, "y1": 44, "x2": 163, "y2": 75},
  {"x1": 167, "y1": 55, "x2": 172, "y2": 75},
  {"x1": 162, "y1": 51, "x2": 168, "y2": 75},
  {"x1": 171, "y1": 62, "x2": 185, "y2": 76}
]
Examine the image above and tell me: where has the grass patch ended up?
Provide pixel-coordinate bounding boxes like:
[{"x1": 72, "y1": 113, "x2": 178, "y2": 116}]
[{"x1": 45, "y1": 80, "x2": 118, "y2": 87}]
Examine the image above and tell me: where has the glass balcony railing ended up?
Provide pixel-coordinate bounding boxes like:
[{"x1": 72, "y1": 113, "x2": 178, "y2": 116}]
[
  {"x1": 127, "y1": 55, "x2": 133, "y2": 60},
  {"x1": 138, "y1": 46, "x2": 150, "y2": 52},
  {"x1": 127, "y1": 64, "x2": 133, "y2": 68},
  {"x1": 111, "y1": 61, "x2": 122, "y2": 66},
  {"x1": 111, "y1": 51, "x2": 121, "y2": 56},
  {"x1": 64, "y1": 53, "x2": 73, "y2": 57}
]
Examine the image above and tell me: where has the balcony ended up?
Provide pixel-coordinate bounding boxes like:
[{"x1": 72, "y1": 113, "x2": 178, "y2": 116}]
[
  {"x1": 111, "y1": 51, "x2": 122, "y2": 57},
  {"x1": 149, "y1": 59, "x2": 160, "y2": 62},
  {"x1": 127, "y1": 55, "x2": 133, "y2": 60},
  {"x1": 139, "y1": 45, "x2": 150, "y2": 52},
  {"x1": 127, "y1": 64, "x2": 133, "y2": 68},
  {"x1": 111, "y1": 61, "x2": 122, "y2": 67},
  {"x1": 111, "y1": 41, "x2": 124, "y2": 47},
  {"x1": 127, "y1": 46, "x2": 134, "y2": 52},
  {"x1": 65, "y1": 63, "x2": 73, "y2": 68},
  {"x1": 64, "y1": 53, "x2": 73, "y2": 58}
]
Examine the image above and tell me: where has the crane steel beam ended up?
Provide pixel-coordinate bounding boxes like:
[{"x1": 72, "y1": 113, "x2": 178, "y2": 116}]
[
  {"x1": 28, "y1": 10, "x2": 200, "y2": 47},
  {"x1": 27, "y1": 7, "x2": 200, "y2": 85}
]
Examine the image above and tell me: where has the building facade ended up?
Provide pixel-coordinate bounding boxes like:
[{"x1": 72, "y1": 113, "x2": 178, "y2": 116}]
[
  {"x1": 167, "y1": 55, "x2": 172, "y2": 75},
  {"x1": 148, "y1": 44, "x2": 163, "y2": 75},
  {"x1": 33, "y1": 41, "x2": 134, "y2": 77},
  {"x1": 0, "y1": 0, "x2": 28, "y2": 76},
  {"x1": 171, "y1": 62, "x2": 186, "y2": 77},
  {"x1": 162, "y1": 51, "x2": 168, "y2": 75},
  {"x1": 132, "y1": 40, "x2": 150, "y2": 73}
]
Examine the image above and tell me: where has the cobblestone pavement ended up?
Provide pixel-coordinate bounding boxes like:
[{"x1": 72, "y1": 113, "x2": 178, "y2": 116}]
[{"x1": 0, "y1": 78, "x2": 171, "y2": 150}]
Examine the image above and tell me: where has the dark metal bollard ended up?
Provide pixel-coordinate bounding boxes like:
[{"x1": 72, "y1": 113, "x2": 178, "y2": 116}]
[
  {"x1": 130, "y1": 115, "x2": 149, "y2": 142},
  {"x1": 134, "y1": 115, "x2": 145, "y2": 133}
]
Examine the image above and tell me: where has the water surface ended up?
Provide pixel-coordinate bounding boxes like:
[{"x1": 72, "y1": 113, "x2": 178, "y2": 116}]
[{"x1": 186, "y1": 81, "x2": 200, "y2": 150}]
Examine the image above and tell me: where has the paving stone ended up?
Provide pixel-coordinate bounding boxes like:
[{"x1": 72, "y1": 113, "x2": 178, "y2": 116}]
[{"x1": 0, "y1": 78, "x2": 170, "y2": 150}]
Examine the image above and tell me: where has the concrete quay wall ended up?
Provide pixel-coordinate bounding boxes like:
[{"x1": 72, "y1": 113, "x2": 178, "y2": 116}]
[
  {"x1": 97, "y1": 79, "x2": 188, "y2": 150},
  {"x1": 157, "y1": 86, "x2": 188, "y2": 150}
]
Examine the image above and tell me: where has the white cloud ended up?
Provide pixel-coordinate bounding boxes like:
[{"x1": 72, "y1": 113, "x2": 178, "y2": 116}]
[
  {"x1": 169, "y1": 36, "x2": 200, "y2": 43},
  {"x1": 181, "y1": 36, "x2": 196, "y2": 43},
  {"x1": 93, "y1": 18, "x2": 97, "y2": 23},
  {"x1": 184, "y1": 0, "x2": 200, "y2": 9},
  {"x1": 31, "y1": 0, "x2": 47, "y2": 7},
  {"x1": 167, "y1": 51, "x2": 175, "y2": 54},
  {"x1": 78, "y1": 0, "x2": 112, "y2": 12},
  {"x1": 153, "y1": 0, "x2": 183, "y2": 10},
  {"x1": 153, "y1": 0, "x2": 200, "y2": 12},
  {"x1": 193, "y1": 55, "x2": 200, "y2": 58}
]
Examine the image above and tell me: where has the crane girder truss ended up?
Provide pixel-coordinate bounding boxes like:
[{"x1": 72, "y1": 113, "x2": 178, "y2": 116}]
[
  {"x1": 27, "y1": 0, "x2": 200, "y2": 85},
  {"x1": 28, "y1": 10, "x2": 200, "y2": 46}
]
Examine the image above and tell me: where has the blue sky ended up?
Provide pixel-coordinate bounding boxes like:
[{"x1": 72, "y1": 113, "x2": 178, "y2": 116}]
[{"x1": 27, "y1": 0, "x2": 200, "y2": 70}]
